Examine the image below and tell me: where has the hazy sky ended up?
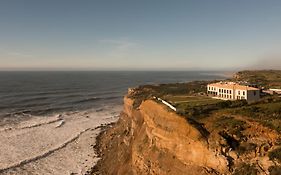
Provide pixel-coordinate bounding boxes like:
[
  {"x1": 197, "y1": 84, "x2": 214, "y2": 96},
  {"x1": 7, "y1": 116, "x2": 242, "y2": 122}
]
[{"x1": 1, "y1": 0, "x2": 281, "y2": 70}]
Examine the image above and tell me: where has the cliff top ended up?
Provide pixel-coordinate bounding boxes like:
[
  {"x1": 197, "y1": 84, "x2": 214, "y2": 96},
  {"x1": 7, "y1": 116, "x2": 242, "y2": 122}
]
[
  {"x1": 94, "y1": 70, "x2": 281, "y2": 175},
  {"x1": 233, "y1": 70, "x2": 281, "y2": 88}
]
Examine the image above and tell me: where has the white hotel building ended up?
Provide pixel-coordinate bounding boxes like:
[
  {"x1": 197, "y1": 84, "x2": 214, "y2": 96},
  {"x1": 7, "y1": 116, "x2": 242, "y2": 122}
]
[{"x1": 207, "y1": 82, "x2": 260, "y2": 102}]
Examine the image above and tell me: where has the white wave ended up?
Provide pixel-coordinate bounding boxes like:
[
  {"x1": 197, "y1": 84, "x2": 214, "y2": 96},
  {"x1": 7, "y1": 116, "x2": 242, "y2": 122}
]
[{"x1": 0, "y1": 105, "x2": 121, "y2": 175}]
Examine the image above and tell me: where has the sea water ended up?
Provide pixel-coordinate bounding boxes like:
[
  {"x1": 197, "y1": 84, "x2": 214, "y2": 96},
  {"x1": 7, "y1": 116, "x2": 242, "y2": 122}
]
[{"x1": 0, "y1": 71, "x2": 227, "y2": 174}]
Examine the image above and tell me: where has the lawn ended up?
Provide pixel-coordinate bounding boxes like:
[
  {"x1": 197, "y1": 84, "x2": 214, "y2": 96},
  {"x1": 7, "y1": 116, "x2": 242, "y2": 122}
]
[{"x1": 164, "y1": 95, "x2": 220, "y2": 107}]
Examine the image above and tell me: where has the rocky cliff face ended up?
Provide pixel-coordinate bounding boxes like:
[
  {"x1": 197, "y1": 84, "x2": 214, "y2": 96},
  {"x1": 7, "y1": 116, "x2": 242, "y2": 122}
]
[
  {"x1": 93, "y1": 93, "x2": 281, "y2": 175},
  {"x1": 93, "y1": 97, "x2": 230, "y2": 174}
]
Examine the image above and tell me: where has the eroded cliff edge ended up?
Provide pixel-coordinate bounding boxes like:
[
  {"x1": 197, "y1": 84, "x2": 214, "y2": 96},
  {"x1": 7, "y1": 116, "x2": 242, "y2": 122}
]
[
  {"x1": 92, "y1": 71, "x2": 281, "y2": 175},
  {"x1": 93, "y1": 96, "x2": 229, "y2": 175}
]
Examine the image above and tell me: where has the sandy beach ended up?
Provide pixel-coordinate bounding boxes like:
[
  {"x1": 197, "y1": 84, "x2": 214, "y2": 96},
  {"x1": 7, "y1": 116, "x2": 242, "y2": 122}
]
[{"x1": 0, "y1": 105, "x2": 121, "y2": 175}]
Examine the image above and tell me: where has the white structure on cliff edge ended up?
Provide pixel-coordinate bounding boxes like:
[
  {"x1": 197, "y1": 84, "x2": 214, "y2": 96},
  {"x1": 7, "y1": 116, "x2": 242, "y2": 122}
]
[
  {"x1": 153, "y1": 97, "x2": 177, "y2": 111},
  {"x1": 207, "y1": 82, "x2": 260, "y2": 102}
]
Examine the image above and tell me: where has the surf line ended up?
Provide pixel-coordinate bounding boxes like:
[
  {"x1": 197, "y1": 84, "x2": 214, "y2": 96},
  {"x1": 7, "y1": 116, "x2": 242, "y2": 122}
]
[
  {"x1": 0, "y1": 127, "x2": 97, "y2": 173},
  {"x1": 0, "y1": 117, "x2": 63, "y2": 132}
]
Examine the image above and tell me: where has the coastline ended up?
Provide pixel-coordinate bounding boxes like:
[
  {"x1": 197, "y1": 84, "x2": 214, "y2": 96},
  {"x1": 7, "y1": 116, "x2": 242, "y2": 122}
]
[
  {"x1": 0, "y1": 106, "x2": 121, "y2": 175},
  {"x1": 87, "y1": 122, "x2": 115, "y2": 175},
  {"x1": 90, "y1": 70, "x2": 281, "y2": 175}
]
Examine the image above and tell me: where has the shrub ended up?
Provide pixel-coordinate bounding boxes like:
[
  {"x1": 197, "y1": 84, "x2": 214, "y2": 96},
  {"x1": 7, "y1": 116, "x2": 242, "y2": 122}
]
[
  {"x1": 233, "y1": 163, "x2": 258, "y2": 175},
  {"x1": 237, "y1": 142, "x2": 257, "y2": 155},
  {"x1": 269, "y1": 166, "x2": 281, "y2": 175},
  {"x1": 269, "y1": 147, "x2": 281, "y2": 163}
]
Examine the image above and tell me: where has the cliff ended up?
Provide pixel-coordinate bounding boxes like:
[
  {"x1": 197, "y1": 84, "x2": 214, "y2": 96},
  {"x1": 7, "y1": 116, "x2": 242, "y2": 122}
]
[
  {"x1": 92, "y1": 71, "x2": 281, "y2": 175},
  {"x1": 93, "y1": 97, "x2": 229, "y2": 175},
  {"x1": 93, "y1": 92, "x2": 281, "y2": 175}
]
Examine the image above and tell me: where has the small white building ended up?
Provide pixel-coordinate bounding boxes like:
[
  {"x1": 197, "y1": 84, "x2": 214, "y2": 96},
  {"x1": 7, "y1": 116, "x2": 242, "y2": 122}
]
[{"x1": 207, "y1": 82, "x2": 260, "y2": 102}]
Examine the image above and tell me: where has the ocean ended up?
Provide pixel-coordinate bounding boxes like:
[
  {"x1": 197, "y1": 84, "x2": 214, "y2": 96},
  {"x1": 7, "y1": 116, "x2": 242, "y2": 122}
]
[
  {"x1": 0, "y1": 71, "x2": 227, "y2": 174},
  {"x1": 0, "y1": 71, "x2": 227, "y2": 119},
  {"x1": 0, "y1": 71, "x2": 226, "y2": 119}
]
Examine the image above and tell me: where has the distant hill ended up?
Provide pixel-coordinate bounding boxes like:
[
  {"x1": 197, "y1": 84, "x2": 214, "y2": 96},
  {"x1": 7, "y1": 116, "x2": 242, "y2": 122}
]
[{"x1": 233, "y1": 70, "x2": 281, "y2": 89}]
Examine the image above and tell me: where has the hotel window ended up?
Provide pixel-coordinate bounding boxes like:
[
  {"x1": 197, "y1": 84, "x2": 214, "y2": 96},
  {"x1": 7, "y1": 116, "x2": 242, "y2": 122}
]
[
  {"x1": 230, "y1": 95, "x2": 232, "y2": 99},
  {"x1": 226, "y1": 90, "x2": 228, "y2": 93},
  {"x1": 230, "y1": 90, "x2": 232, "y2": 94},
  {"x1": 243, "y1": 91, "x2": 245, "y2": 95},
  {"x1": 224, "y1": 90, "x2": 226, "y2": 93},
  {"x1": 238, "y1": 91, "x2": 240, "y2": 95}
]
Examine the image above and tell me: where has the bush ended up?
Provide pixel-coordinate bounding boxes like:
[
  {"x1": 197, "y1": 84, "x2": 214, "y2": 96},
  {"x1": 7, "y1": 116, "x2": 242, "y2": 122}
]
[
  {"x1": 237, "y1": 142, "x2": 257, "y2": 155},
  {"x1": 269, "y1": 166, "x2": 281, "y2": 175},
  {"x1": 215, "y1": 116, "x2": 246, "y2": 139},
  {"x1": 233, "y1": 163, "x2": 258, "y2": 175},
  {"x1": 269, "y1": 147, "x2": 281, "y2": 163}
]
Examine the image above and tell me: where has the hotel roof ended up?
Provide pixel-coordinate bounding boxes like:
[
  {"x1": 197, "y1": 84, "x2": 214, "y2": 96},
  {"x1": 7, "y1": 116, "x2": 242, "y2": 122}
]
[{"x1": 208, "y1": 82, "x2": 259, "y2": 91}]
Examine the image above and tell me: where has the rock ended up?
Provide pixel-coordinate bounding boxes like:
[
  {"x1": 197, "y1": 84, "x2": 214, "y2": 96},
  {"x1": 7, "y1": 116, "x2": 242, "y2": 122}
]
[{"x1": 229, "y1": 151, "x2": 238, "y2": 160}]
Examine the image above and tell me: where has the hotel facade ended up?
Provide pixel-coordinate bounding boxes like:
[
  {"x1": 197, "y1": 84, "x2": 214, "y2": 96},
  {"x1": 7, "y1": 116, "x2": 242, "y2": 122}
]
[{"x1": 207, "y1": 82, "x2": 260, "y2": 102}]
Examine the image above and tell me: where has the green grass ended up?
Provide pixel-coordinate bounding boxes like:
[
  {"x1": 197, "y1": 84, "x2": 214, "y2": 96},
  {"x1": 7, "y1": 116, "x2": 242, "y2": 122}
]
[
  {"x1": 164, "y1": 95, "x2": 212, "y2": 102},
  {"x1": 175, "y1": 98, "x2": 248, "y2": 120},
  {"x1": 214, "y1": 116, "x2": 247, "y2": 139},
  {"x1": 229, "y1": 100, "x2": 281, "y2": 132},
  {"x1": 128, "y1": 81, "x2": 210, "y2": 108},
  {"x1": 233, "y1": 70, "x2": 281, "y2": 88},
  {"x1": 214, "y1": 116, "x2": 246, "y2": 129},
  {"x1": 165, "y1": 95, "x2": 220, "y2": 109},
  {"x1": 164, "y1": 95, "x2": 225, "y2": 118}
]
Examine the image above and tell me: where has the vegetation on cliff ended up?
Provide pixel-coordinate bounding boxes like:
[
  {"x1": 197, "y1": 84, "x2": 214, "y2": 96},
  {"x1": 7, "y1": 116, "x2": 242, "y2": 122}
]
[
  {"x1": 127, "y1": 81, "x2": 209, "y2": 108},
  {"x1": 233, "y1": 70, "x2": 281, "y2": 88},
  {"x1": 93, "y1": 70, "x2": 281, "y2": 175}
]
